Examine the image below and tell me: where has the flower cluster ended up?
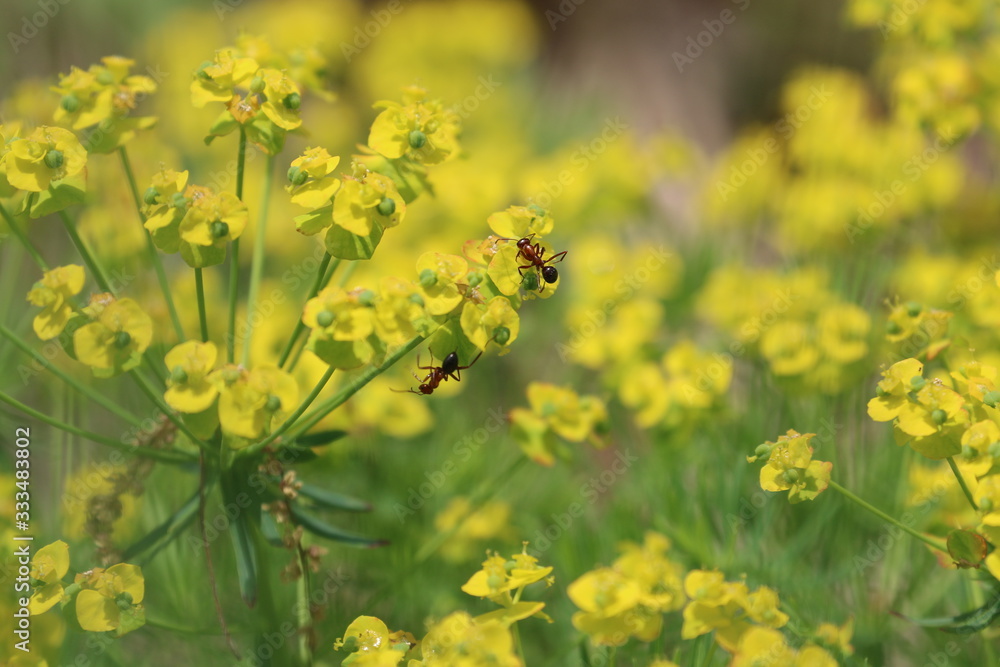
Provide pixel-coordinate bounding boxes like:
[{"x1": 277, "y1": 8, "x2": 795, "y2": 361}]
[
  {"x1": 747, "y1": 430, "x2": 833, "y2": 503},
  {"x1": 508, "y1": 382, "x2": 608, "y2": 466}
]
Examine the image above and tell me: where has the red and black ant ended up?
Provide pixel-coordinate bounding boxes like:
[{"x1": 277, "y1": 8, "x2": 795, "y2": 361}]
[
  {"x1": 496, "y1": 233, "x2": 567, "y2": 291},
  {"x1": 392, "y1": 347, "x2": 487, "y2": 396}
]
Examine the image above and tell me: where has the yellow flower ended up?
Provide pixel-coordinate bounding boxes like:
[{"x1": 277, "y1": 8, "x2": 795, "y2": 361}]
[
  {"x1": 28, "y1": 541, "x2": 69, "y2": 615},
  {"x1": 416, "y1": 612, "x2": 520, "y2": 666},
  {"x1": 179, "y1": 187, "x2": 248, "y2": 247},
  {"x1": 73, "y1": 297, "x2": 153, "y2": 376},
  {"x1": 487, "y1": 204, "x2": 554, "y2": 240},
  {"x1": 416, "y1": 252, "x2": 468, "y2": 316},
  {"x1": 212, "y1": 365, "x2": 299, "y2": 440},
  {"x1": 460, "y1": 296, "x2": 519, "y2": 350},
  {"x1": 2, "y1": 126, "x2": 87, "y2": 192},
  {"x1": 526, "y1": 382, "x2": 607, "y2": 443},
  {"x1": 750, "y1": 430, "x2": 833, "y2": 504},
  {"x1": 190, "y1": 48, "x2": 259, "y2": 108},
  {"x1": 461, "y1": 546, "x2": 553, "y2": 603},
  {"x1": 334, "y1": 615, "x2": 412, "y2": 666},
  {"x1": 568, "y1": 568, "x2": 647, "y2": 646},
  {"x1": 53, "y1": 56, "x2": 157, "y2": 130},
  {"x1": 368, "y1": 85, "x2": 461, "y2": 165},
  {"x1": 142, "y1": 167, "x2": 190, "y2": 253},
  {"x1": 435, "y1": 498, "x2": 513, "y2": 563},
  {"x1": 287, "y1": 147, "x2": 341, "y2": 211},
  {"x1": 332, "y1": 165, "x2": 406, "y2": 237},
  {"x1": 373, "y1": 277, "x2": 427, "y2": 346},
  {"x1": 26, "y1": 265, "x2": 84, "y2": 340},
  {"x1": 164, "y1": 341, "x2": 219, "y2": 413},
  {"x1": 258, "y1": 68, "x2": 302, "y2": 130},
  {"x1": 75, "y1": 563, "x2": 145, "y2": 634}
]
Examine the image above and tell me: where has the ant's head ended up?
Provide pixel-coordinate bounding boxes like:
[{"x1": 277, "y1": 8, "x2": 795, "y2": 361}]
[
  {"x1": 541, "y1": 266, "x2": 559, "y2": 284},
  {"x1": 516, "y1": 237, "x2": 532, "y2": 250},
  {"x1": 418, "y1": 384, "x2": 433, "y2": 395}
]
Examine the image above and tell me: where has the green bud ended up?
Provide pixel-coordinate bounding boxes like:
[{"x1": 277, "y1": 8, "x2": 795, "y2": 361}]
[
  {"x1": 283, "y1": 92, "x2": 301, "y2": 110},
  {"x1": 980, "y1": 497, "x2": 994, "y2": 513},
  {"x1": 931, "y1": 408, "x2": 947, "y2": 425},
  {"x1": 115, "y1": 591, "x2": 134, "y2": 610},
  {"x1": 113, "y1": 331, "x2": 132, "y2": 349},
  {"x1": 906, "y1": 301, "x2": 922, "y2": 317},
  {"x1": 408, "y1": 129, "x2": 427, "y2": 149},
  {"x1": 222, "y1": 368, "x2": 240, "y2": 385},
  {"x1": 886, "y1": 320, "x2": 903, "y2": 335},
  {"x1": 171, "y1": 192, "x2": 188, "y2": 209},
  {"x1": 357, "y1": 289, "x2": 376, "y2": 307},
  {"x1": 377, "y1": 197, "x2": 396, "y2": 217},
  {"x1": 522, "y1": 271, "x2": 540, "y2": 292},
  {"x1": 265, "y1": 395, "x2": 282, "y2": 412},
  {"x1": 486, "y1": 573, "x2": 504, "y2": 590},
  {"x1": 528, "y1": 203, "x2": 546, "y2": 217},
  {"x1": 910, "y1": 376, "x2": 926, "y2": 391},
  {"x1": 96, "y1": 70, "x2": 115, "y2": 86},
  {"x1": 60, "y1": 94, "x2": 80, "y2": 113},
  {"x1": 754, "y1": 443, "x2": 772, "y2": 459},
  {"x1": 493, "y1": 326, "x2": 511, "y2": 346},
  {"x1": 962, "y1": 444, "x2": 976, "y2": 460},
  {"x1": 504, "y1": 560, "x2": 517, "y2": 572},
  {"x1": 419, "y1": 268, "x2": 437, "y2": 288},
  {"x1": 249, "y1": 76, "x2": 265, "y2": 94},
  {"x1": 316, "y1": 310, "x2": 335, "y2": 328},
  {"x1": 170, "y1": 366, "x2": 189, "y2": 384},
  {"x1": 782, "y1": 469, "x2": 801, "y2": 485},
  {"x1": 984, "y1": 390, "x2": 1000, "y2": 408},
  {"x1": 875, "y1": 385, "x2": 887, "y2": 397},
  {"x1": 408, "y1": 292, "x2": 425, "y2": 306},
  {"x1": 989, "y1": 441, "x2": 1000, "y2": 459},
  {"x1": 43, "y1": 150, "x2": 64, "y2": 169},
  {"x1": 143, "y1": 187, "x2": 159, "y2": 206},
  {"x1": 466, "y1": 271, "x2": 483, "y2": 287},
  {"x1": 210, "y1": 221, "x2": 230, "y2": 239},
  {"x1": 287, "y1": 166, "x2": 307, "y2": 186}
]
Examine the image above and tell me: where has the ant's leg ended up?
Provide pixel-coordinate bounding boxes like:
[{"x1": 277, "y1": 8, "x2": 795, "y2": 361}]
[
  {"x1": 547, "y1": 250, "x2": 568, "y2": 264},
  {"x1": 518, "y1": 265, "x2": 531, "y2": 276},
  {"x1": 416, "y1": 354, "x2": 437, "y2": 371}
]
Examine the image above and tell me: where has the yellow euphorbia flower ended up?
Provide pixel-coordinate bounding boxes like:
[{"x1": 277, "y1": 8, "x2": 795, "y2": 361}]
[
  {"x1": 179, "y1": 187, "x2": 248, "y2": 247},
  {"x1": 75, "y1": 564, "x2": 145, "y2": 634},
  {"x1": 2, "y1": 126, "x2": 87, "y2": 192},
  {"x1": 460, "y1": 296, "x2": 519, "y2": 350},
  {"x1": 164, "y1": 341, "x2": 219, "y2": 413},
  {"x1": 368, "y1": 85, "x2": 461, "y2": 165},
  {"x1": 73, "y1": 297, "x2": 153, "y2": 376},
  {"x1": 258, "y1": 68, "x2": 302, "y2": 130},
  {"x1": 749, "y1": 430, "x2": 832, "y2": 504},
  {"x1": 414, "y1": 612, "x2": 520, "y2": 667},
  {"x1": 212, "y1": 364, "x2": 299, "y2": 440},
  {"x1": 286, "y1": 147, "x2": 341, "y2": 211},
  {"x1": 416, "y1": 252, "x2": 468, "y2": 316},
  {"x1": 26, "y1": 265, "x2": 85, "y2": 340},
  {"x1": 462, "y1": 546, "x2": 553, "y2": 602},
  {"x1": 333, "y1": 615, "x2": 412, "y2": 666},
  {"x1": 190, "y1": 48, "x2": 259, "y2": 108},
  {"x1": 28, "y1": 541, "x2": 69, "y2": 615},
  {"x1": 142, "y1": 167, "x2": 190, "y2": 253},
  {"x1": 332, "y1": 165, "x2": 405, "y2": 237},
  {"x1": 373, "y1": 276, "x2": 426, "y2": 345},
  {"x1": 526, "y1": 382, "x2": 607, "y2": 443},
  {"x1": 568, "y1": 568, "x2": 648, "y2": 646}
]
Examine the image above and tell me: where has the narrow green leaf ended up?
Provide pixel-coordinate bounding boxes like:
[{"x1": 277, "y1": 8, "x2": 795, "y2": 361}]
[
  {"x1": 122, "y1": 483, "x2": 207, "y2": 563},
  {"x1": 896, "y1": 593, "x2": 1000, "y2": 633},
  {"x1": 296, "y1": 481, "x2": 371, "y2": 513},
  {"x1": 294, "y1": 429, "x2": 349, "y2": 448},
  {"x1": 291, "y1": 505, "x2": 386, "y2": 547}
]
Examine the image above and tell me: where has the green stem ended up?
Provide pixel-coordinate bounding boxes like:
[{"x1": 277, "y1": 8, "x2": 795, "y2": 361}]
[
  {"x1": 227, "y1": 126, "x2": 248, "y2": 364},
  {"x1": 241, "y1": 155, "x2": 275, "y2": 367},
  {"x1": 828, "y1": 480, "x2": 948, "y2": 553},
  {"x1": 59, "y1": 210, "x2": 113, "y2": 294},
  {"x1": 195, "y1": 268, "x2": 209, "y2": 342},
  {"x1": 0, "y1": 389, "x2": 193, "y2": 463},
  {"x1": 239, "y1": 367, "x2": 335, "y2": 459},
  {"x1": 296, "y1": 546, "x2": 314, "y2": 667},
  {"x1": 277, "y1": 254, "x2": 336, "y2": 369},
  {"x1": 0, "y1": 202, "x2": 48, "y2": 271},
  {"x1": 287, "y1": 336, "x2": 424, "y2": 441},
  {"x1": 947, "y1": 456, "x2": 979, "y2": 510},
  {"x1": 128, "y1": 368, "x2": 210, "y2": 452},
  {"x1": 0, "y1": 323, "x2": 141, "y2": 427},
  {"x1": 118, "y1": 146, "x2": 185, "y2": 342}
]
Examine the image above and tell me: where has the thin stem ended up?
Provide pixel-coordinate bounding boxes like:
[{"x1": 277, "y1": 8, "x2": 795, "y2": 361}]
[
  {"x1": 238, "y1": 367, "x2": 335, "y2": 459},
  {"x1": 947, "y1": 456, "x2": 978, "y2": 510},
  {"x1": 296, "y1": 545, "x2": 314, "y2": 667},
  {"x1": 199, "y1": 449, "x2": 242, "y2": 658},
  {"x1": 195, "y1": 268, "x2": 209, "y2": 342},
  {"x1": 0, "y1": 389, "x2": 192, "y2": 463},
  {"x1": 227, "y1": 126, "x2": 248, "y2": 364},
  {"x1": 0, "y1": 323, "x2": 142, "y2": 427},
  {"x1": 828, "y1": 480, "x2": 948, "y2": 553},
  {"x1": 118, "y1": 146, "x2": 185, "y2": 342},
  {"x1": 287, "y1": 336, "x2": 424, "y2": 442},
  {"x1": 241, "y1": 155, "x2": 276, "y2": 367},
  {"x1": 59, "y1": 210, "x2": 113, "y2": 294},
  {"x1": 277, "y1": 253, "x2": 335, "y2": 369},
  {"x1": 128, "y1": 368, "x2": 210, "y2": 452},
  {"x1": 0, "y1": 202, "x2": 48, "y2": 271}
]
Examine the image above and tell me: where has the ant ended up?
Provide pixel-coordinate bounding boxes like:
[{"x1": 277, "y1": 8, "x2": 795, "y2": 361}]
[
  {"x1": 496, "y1": 233, "x2": 567, "y2": 291},
  {"x1": 392, "y1": 347, "x2": 487, "y2": 396}
]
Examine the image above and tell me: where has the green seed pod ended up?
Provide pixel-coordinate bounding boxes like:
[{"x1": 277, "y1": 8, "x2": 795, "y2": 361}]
[
  {"x1": 782, "y1": 469, "x2": 801, "y2": 485},
  {"x1": 754, "y1": 443, "x2": 772, "y2": 459},
  {"x1": 528, "y1": 203, "x2": 546, "y2": 217},
  {"x1": 486, "y1": 573, "x2": 504, "y2": 590},
  {"x1": 962, "y1": 444, "x2": 976, "y2": 460},
  {"x1": 989, "y1": 441, "x2": 1000, "y2": 459},
  {"x1": 96, "y1": 70, "x2": 115, "y2": 86},
  {"x1": 466, "y1": 271, "x2": 483, "y2": 287},
  {"x1": 287, "y1": 166, "x2": 307, "y2": 185},
  {"x1": 875, "y1": 385, "x2": 887, "y2": 397},
  {"x1": 906, "y1": 301, "x2": 922, "y2": 317},
  {"x1": 222, "y1": 368, "x2": 240, "y2": 385},
  {"x1": 60, "y1": 94, "x2": 80, "y2": 113},
  {"x1": 43, "y1": 150, "x2": 64, "y2": 169},
  {"x1": 984, "y1": 390, "x2": 1000, "y2": 408},
  {"x1": 419, "y1": 268, "x2": 437, "y2": 288},
  {"x1": 265, "y1": 395, "x2": 282, "y2": 412},
  {"x1": 249, "y1": 76, "x2": 265, "y2": 94},
  {"x1": 316, "y1": 310, "x2": 335, "y2": 328},
  {"x1": 143, "y1": 187, "x2": 159, "y2": 206},
  {"x1": 980, "y1": 497, "x2": 994, "y2": 513},
  {"x1": 910, "y1": 376, "x2": 926, "y2": 391},
  {"x1": 211, "y1": 221, "x2": 230, "y2": 239},
  {"x1": 493, "y1": 326, "x2": 511, "y2": 346},
  {"x1": 886, "y1": 320, "x2": 903, "y2": 335},
  {"x1": 931, "y1": 408, "x2": 947, "y2": 425},
  {"x1": 522, "y1": 271, "x2": 540, "y2": 292},
  {"x1": 114, "y1": 331, "x2": 132, "y2": 349},
  {"x1": 170, "y1": 366, "x2": 189, "y2": 384},
  {"x1": 196, "y1": 62, "x2": 215, "y2": 80},
  {"x1": 283, "y1": 92, "x2": 301, "y2": 110},
  {"x1": 171, "y1": 192, "x2": 188, "y2": 209},
  {"x1": 377, "y1": 197, "x2": 396, "y2": 217},
  {"x1": 357, "y1": 289, "x2": 376, "y2": 307},
  {"x1": 115, "y1": 591, "x2": 134, "y2": 610},
  {"x1": 408, "y1": 292, "x2": 425, "y2": 306},
  {"x1": 408, "y1": 129, "x2": 427, "y2": 149}
]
